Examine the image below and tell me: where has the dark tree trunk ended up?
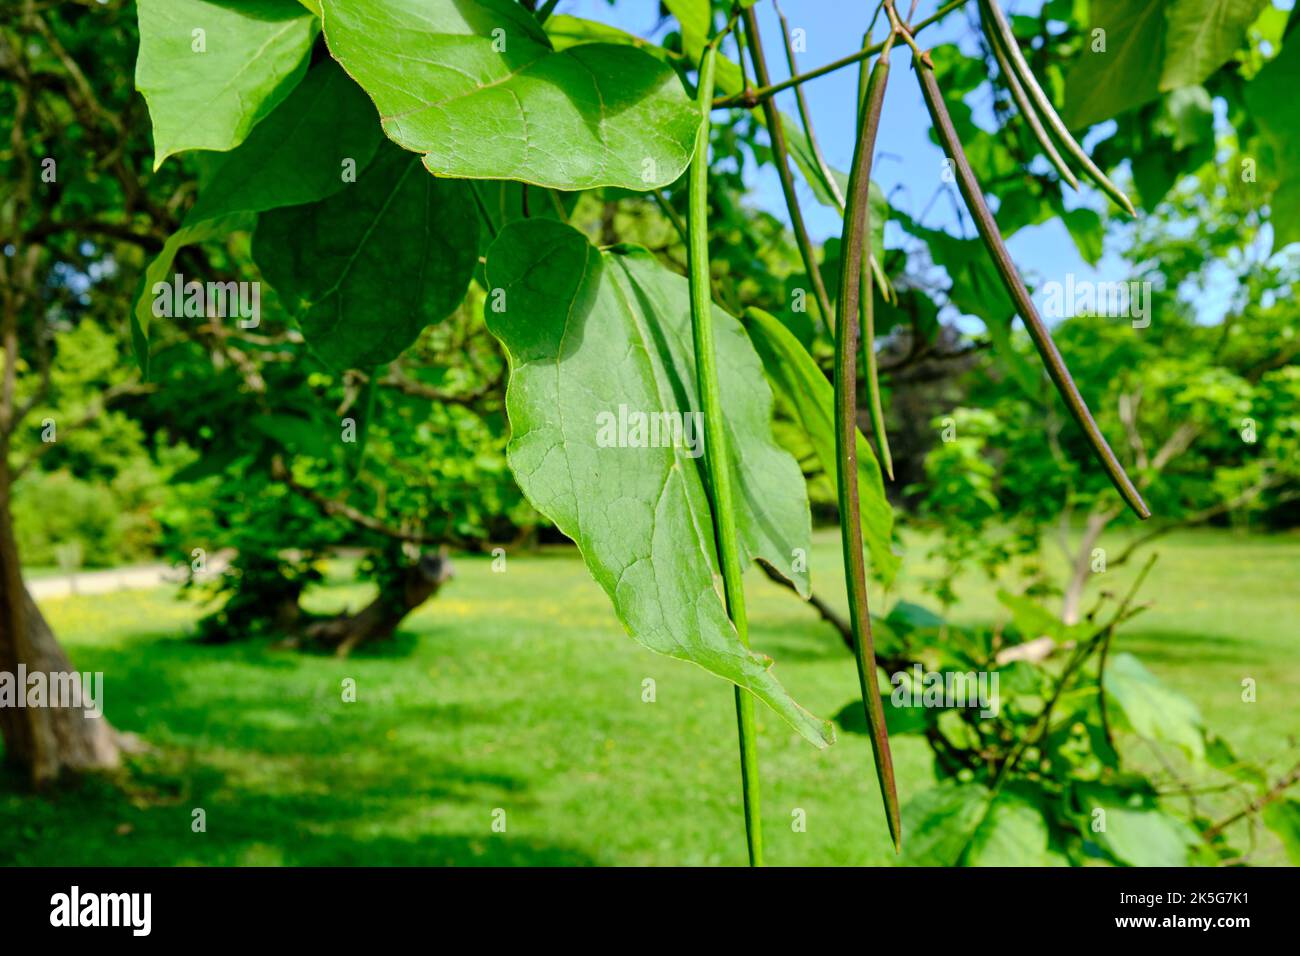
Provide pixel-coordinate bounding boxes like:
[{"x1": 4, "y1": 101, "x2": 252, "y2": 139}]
[
  {"x1": 200, "y1": 581, "x2": 306, "y2": 644},
  {"x1": 305, "y1": 553, "x2": 454, "y2": 657},
  {"x1": 0, "y1": 481, "x2": 126, "y2": 786}
]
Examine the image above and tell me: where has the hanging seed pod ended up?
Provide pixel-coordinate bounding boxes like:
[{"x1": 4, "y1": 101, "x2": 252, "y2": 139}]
[
  {"x1": 979, "y1": 0, "x2": 1079, "y2": 190},
  {"x1": 743, "y1": 7, "x2": 836, "y2": 331},
  {"x1": 981, "y1": 0, "x2": 1136, "y2": 216},
  {"x1": 854, "y1": 42, "x2": 896, "y2": 482},
  {"x1": 688, "y1": 41, "x2": 766, "y2": 867},
  {"x1": 776, "y1": 8, "x2": 896, "y2": 308},
  {"x1": 915, "y1": 53, "x2": 1150, "y2": 520},
  {"x1": 835, "y1": 39, "x2": 902, "y2": 853}
]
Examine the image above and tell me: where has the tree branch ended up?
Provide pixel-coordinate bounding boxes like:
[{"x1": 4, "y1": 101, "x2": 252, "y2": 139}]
[{"x1": 714, "y1": 0, "x2": 972, "y2": 108}]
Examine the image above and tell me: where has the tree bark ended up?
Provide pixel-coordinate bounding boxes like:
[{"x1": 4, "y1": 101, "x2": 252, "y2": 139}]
[
  {"x1": 0, "y1": 6, "x2": 137, "y2": 787},
  {"x1": 0, "y1": 481, "x2": 124, "y2": 785},
  {"x1": 304, "y1": 553, "x2": 454, "y2": 657}
]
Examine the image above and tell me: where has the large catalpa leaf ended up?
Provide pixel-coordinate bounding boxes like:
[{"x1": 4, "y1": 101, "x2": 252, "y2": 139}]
[
  {"x1": 131, "y1": 61, "x2": 383, "y2": 370},
  {"x1": 1161, "y1": 0, "x2": 1271, "y2": 90},
  {"x1": 319, "y1": 0, "x2": 699, "y2": 191},
  {"x1": 136, "y1": 0, "x2": 319, "y2": 169},
  {"x1": 965, "y1": 792, "x2": 1066, "y2": 866},
  {"x1": 483, "y1": 218, "x2": 829, "y2": 747},
  {"x1": 254, "y1": 142, "x2": 478, "y2": 369},
  {"x1": 549, "y1": 3, "x2": 873, "y2": 222},
  {"x1": 1063, "y1": 0, "x2": 1268, "y2": 129},
  {"x1": 1246, "y1": 29, "x2": 1300, "y2": 247},
  {"x1": 1062, "y1": 1, "x2": 1166, "y2": 129},
  {"x1": 184, "y1": 60, "x2": 383, "y2": 224}
]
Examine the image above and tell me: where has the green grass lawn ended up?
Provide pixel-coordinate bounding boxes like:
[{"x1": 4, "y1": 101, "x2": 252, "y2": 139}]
[{"x1": 2, "y1": 528, "x2": 1297, "y2": 866}]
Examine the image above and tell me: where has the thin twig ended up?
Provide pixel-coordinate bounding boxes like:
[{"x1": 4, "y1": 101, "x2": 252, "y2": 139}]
[
  {"x1": 1204, "y1": 761, "x2": 1300, "y2": 841},
  {"x1": 714, "y1": 0, "x2": 972, "y2": 107},
  {"x1": 651, "y1": 186, "x2": 688, "y2": 245},
  {"x1": 741, "y1": 7, "x2": 835, "y2": 332}
]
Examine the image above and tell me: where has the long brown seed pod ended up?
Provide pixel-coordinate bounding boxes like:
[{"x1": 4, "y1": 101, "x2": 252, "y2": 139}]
[
  {"x1": 978, "y1": 0, "x2": 1079, "y2": 190},
  {"x1": 981, "y1": 0, "x2": 1135, "y2": 216},
  {"x1": 835, "y1": 39, "x2": 902, "y2": 853},
  {"x1": 915, "y1": 54, "x2": 1150, "y2": 520}
]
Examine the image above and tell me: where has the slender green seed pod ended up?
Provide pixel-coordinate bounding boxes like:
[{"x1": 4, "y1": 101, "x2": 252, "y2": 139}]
[
  {"x1": 982, "y1": 0, "x2": 1136, "y2": 216},
  {"x1": 743, "y1": 8, "x2": 836, "y2": 333},
  {"x1": 915, "y1": 55, "x2": 1150, "y2": 520},
  {"x1": 860, "y1": 253, "x2": 894, "y2": 482},
  {"x1": 687, "y1": 42, "x2": 765, "y2": 867},
  {"x1": 979, "y1": 0, "x2": 1079, "y2": 190}
]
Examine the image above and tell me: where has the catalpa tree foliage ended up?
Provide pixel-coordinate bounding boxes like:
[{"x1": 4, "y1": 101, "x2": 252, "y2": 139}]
[
  {"x1": 126, "y1": 0, "x2": 1294, "y2": 863},
  {"x1": 3, "y1": 0, "x2": 1294, "y2": 861}
]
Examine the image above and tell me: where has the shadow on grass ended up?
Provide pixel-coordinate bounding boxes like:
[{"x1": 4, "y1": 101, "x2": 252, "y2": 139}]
[
  {"x1": 0, "y1": 757, "x2": 595, "y2": 866},
  {"x1": 1114, "y1": 627, "x2": 1261, "y2": 667},
  {"x1": 748, "y1": 617, "x2": 849, "y2": 664},
  {"x1": 0, "y1": 626, "x2": 598, "y2": 867}
]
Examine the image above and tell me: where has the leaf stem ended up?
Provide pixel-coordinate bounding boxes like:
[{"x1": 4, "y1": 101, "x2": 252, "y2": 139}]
[
  {"x1": 688, "y1": 42, "x2": 764, "y2": 867},
  {"x1": 834, "y1": 36, "x2": 902, "y2": 852},
  {"x1": 741, "y1": 6, "x2": 834, "y2": 332},
  {"x1": 914, "y1": 53, "x2": 1151, "y2": 520},
  {"x1": 468, "y1": 182, "x2": 498, "y2": 240},
  {"x1": 651, "y1": 186, "x2": 688, "y2": 246}
]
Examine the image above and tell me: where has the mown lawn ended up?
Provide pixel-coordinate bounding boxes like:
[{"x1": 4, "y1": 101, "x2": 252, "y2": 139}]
[{"x1": 2, "y1": 528, "x2": 1296, "y2": 866}]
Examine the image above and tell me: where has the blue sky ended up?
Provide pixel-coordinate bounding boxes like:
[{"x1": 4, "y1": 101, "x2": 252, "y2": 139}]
[
  {"x1": 555, "y1": 0, "x2": 1294, "y2": 326},
  {"x1": 558, "y1": 0, "x2": 1122, "y2": 299}
]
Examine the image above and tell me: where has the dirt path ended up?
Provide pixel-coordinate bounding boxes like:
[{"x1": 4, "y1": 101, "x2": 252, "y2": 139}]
[{"x1": 26, "y1": 556, "x2": 229, "y2": 600}]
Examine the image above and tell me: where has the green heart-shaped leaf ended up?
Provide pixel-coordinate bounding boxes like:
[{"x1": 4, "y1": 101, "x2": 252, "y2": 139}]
[
  {"x1": 136, "y1": 0, "x2": 319, "y2": 169},
  {"x1": 254, "y1": 142, "x2": 478, "y2": 369},
  {"x1": 484, "y1": 218, "x2": 829, "y2": 747},
  {"x1": 131, "y1": 60, "x2": 384, "y2": 370},
  {"x1": 320, "y1": 0, "x2": 699, "y2": 191}
]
